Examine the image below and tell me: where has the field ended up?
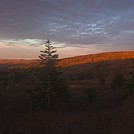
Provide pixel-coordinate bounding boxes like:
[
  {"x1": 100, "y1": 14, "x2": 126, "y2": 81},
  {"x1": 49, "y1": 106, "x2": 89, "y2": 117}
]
[{"x1": 0, "y1": 51, "x2": 134, "y2": 134}]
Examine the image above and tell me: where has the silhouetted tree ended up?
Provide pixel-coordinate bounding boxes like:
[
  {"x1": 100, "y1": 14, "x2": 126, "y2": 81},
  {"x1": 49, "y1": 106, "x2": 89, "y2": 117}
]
[
  {"x1": 0, "y1": 71, "x2": 8, "y2": 85},
  {"x1": 117, "y1": 74, "x2": 134, "y2": 104},
  {"x1": 86, "y1": 88, "x2": 97, "y2": 103},
  {"x1": 110, "y1": 72, "x2": 125, "y2": 89},
  {"x1": 32, "y1": 39, "x2": 70, "y2": 111},
  {"x1": 126, "y1": 74, "x2": 134, "y2": 90},
  {"x1": 99, "y1": 75, "x2": 105, "y2": 86}
]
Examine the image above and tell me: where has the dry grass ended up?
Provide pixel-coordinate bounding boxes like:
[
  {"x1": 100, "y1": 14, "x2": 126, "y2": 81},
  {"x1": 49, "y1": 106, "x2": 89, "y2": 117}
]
[
  {"x1": 0, "y1": 106, "x2": 134, "y2": 134},
  {"x1": 0, "y1": 51, "x2": 134, "y2": 134}
]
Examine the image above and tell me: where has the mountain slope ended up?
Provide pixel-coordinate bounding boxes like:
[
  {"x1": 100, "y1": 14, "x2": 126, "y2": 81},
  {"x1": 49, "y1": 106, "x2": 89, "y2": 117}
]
[
  {"x1": 58, "y1": 51, "x2": 134, "y2": 67},
  {"x1": 0, "y1": 51, "x2": 134, "y2": 69}
]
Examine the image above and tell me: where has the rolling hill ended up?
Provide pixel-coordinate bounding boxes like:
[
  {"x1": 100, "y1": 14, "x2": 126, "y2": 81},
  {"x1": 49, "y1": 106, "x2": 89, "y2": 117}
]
[
  {"x1": 59, "y1": 51, "x2": 134, "y2": 81},
  {"x1": 0, "y1": 51, "x2": 134, "y2": 81},
  {"x1": 0, "y1": 51, "x2": 134, "y2": 68},
  {"x1": 58, "y1": 51, "x2": 134, "y2": 67}
]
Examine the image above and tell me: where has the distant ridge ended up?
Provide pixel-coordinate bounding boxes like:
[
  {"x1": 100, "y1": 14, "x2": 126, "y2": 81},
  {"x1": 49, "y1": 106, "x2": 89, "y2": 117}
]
[
  {"x1": 0, "y1": 51, "x2": 134, "y2": 68},
  {"x1": 58, "y1": 51, "x2": 134, "y2": 67}
]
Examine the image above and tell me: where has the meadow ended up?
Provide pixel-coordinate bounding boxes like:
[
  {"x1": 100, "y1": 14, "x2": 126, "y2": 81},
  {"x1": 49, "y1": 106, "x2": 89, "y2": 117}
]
[{"x1": 0, "y1": 51, "x2": 134, "y2": 134}]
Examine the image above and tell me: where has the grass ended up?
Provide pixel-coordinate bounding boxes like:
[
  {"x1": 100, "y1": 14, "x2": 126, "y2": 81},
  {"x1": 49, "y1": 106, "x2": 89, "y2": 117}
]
[
  {"x1": 0, "y1": 51, "x2": 134, "y2": 133},
  {"x1": 0, "y1": 106, "x2": 134, "y2": 134}
]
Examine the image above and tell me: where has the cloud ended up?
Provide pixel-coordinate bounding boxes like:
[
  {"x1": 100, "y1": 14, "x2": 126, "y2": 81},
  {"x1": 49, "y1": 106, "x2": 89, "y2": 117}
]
[
  {"x1": 0, "y1": 0, "x2": 134, "y2": 51},
  {"x1": 0, "y1": 39, "x2": 43, "y2": 47}
]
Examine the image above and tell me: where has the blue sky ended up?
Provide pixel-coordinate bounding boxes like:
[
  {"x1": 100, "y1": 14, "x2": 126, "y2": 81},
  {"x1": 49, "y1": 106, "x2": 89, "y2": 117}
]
[{"x1": 0, "y1": 0, "x2": 134, "y2": 59}]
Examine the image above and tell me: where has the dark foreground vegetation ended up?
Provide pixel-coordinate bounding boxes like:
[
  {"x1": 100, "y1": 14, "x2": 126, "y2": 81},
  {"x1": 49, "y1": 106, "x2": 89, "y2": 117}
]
[{"x1": 0, "y1": 42, "x2": 134, "y2": 133}]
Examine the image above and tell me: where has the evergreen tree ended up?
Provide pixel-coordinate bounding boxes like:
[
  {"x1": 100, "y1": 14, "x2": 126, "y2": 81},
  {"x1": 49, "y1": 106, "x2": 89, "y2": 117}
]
[
  {"x1": 126, "y1": 74, "x2": 134, "y2": 90},
  {"x1": 32, "y1": 39, "x2": 70, "y2": 111},
  {"x1": 110, "y1": 71, "x2": 125, "y2": 89},
  {"x1": 99, "y1": 75, "x2": 105, "y2": 86}
]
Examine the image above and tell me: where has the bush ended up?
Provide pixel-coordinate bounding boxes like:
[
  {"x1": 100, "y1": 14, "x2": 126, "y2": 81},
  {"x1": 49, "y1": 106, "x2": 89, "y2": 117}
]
[
  {"x1": 110, "y1": 72, "x2": 125, "y2": 89},
  {"x1": 86, "y1": 88, "x2": 97, "y2": 102}
]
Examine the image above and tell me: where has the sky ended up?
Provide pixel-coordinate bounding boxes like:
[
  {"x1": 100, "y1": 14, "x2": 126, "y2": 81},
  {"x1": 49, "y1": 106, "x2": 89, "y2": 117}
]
[{"x1": 0, "y1": 0, "x2": 134, "y2": 59}]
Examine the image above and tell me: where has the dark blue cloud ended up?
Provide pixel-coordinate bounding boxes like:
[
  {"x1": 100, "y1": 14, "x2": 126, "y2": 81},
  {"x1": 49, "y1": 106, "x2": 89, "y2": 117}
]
[{"x1": 0, "y1": 0, "x2": 134, "y2": 49}]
